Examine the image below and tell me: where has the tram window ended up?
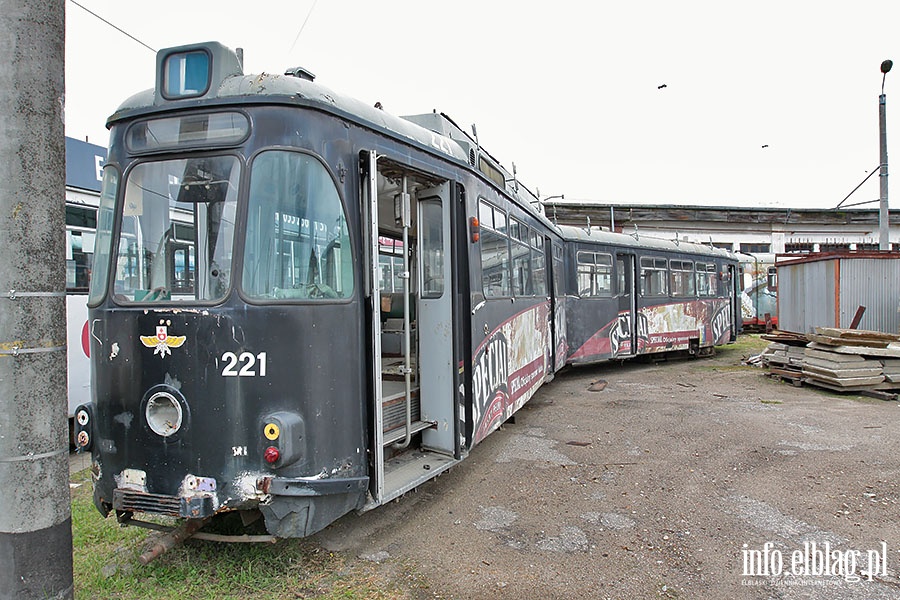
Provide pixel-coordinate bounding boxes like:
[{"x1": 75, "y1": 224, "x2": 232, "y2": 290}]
[
  {"x1": 481, "y1": 228, "x2": 510, "y2": 297},
  {"x1": 696, "y1": 262, "x2": 717, "y2": 297},
  {"x1": 378, "y1": 237, "x2": 405, "y2": 292},
  {"x1": 66, "y1": 205, "x2": 97, "y2": 229},
  {"x1": 478, "y1": 200, "x2": 510, "y2": 297},
  {"x1": 170, "y1": 244, "x2": 195, "y2": 294},
  {"x1": 88, "y1": 167, "x2": 119, "y2": 306},
  {"x1": 767, "y1": 266, "x2": 777, "y2": 291},
  {"x1": 378, "y1": 254, "x2": 404, "y2": 292},
  {"x1": 511, "y1": 239, "x2": 531, "y2": 296},
  {"x1": 242, "y1": 150, "x2": 353, "y2": 301},
  {"x1": 510, "y1": 218, "x2": 532, "y2": 296},
  {"x1": 639, "y1": 257, "x2": 668, "y2": 296},
  {"x1": 577, "y1": 251, "x2": 613, "y2": 297},
  {"x1": 616, "y1": 257, "x2": 631, "y2": 296},
  {"x1": 532, "y1": 233, "x2": 546, "y2": 296},
  {"x1": 112, "y1": 156, "x2": 239, "y2": 303},
  {"x1": 65, "y1": 228, "x2": 96, "y2": 292},
  {"x1": 66, "y1": 204, "x2": 98, "y2": 292},
  {"x1": 420, "y1": 199, "x2": 444, "y2": 298},
  {"x1": 669, "y1": 260, "x2": 695, "y2": 297},
  {"x1": 478, "y1": 201, "x2": 494, "y2": 229}
]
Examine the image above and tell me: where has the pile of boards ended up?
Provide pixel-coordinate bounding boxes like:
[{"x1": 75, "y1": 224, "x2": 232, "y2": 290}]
[
  {"x1": 803, "y1": 327, "x2": 900, "y2": 392},
  {"x1": 757, "y1": 328, "x2": 900, "y2": 396}
]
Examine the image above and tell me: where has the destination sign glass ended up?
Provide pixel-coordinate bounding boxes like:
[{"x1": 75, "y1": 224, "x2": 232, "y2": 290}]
[{"x1": 126, "y1": 112, "x2": 249, "y2": 152}]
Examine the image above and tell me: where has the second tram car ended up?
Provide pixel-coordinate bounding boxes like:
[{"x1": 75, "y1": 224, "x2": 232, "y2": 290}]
[
  {"x1": 736, "y1": 251, "x2": 778, "y2": 330},
  {"x1": 76, "y1": 42, "x2": 739, "y2": 539}
]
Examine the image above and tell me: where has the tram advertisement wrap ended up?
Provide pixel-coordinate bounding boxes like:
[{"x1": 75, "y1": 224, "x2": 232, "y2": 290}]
[
  {"x1": 472, "y1": 304, "x2": 550, "y2": 444},
  {"x1": 570, "y1": 298, "x2": 732, "y2": 362}
]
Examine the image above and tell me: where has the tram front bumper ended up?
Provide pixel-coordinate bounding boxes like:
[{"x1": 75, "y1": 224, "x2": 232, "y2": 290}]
[
  {"x1": 113, "y1": 488, "x2": 215, "y2": 519},
  {"x1": 257, "y1": 474, "x2": 370, "y2": 538}
]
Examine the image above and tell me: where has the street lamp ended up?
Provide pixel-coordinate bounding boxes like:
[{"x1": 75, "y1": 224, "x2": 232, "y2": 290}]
[{"x1": 879, "y1": 59, "x2": 892, "y2": 250}]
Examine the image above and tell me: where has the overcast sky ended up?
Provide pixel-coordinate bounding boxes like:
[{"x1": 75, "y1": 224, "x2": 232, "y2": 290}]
[{"x1": 65, "y1": 1, "x2": 900, "y2": 210}]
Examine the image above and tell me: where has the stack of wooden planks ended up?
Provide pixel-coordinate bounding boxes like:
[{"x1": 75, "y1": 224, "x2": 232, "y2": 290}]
[
  {"x1": 763, "y1": 342, "x2": 806, "y2": 380},
  {"x1": 802, "y1": 327, "x2": 900, "y2": 393},
  {"x1": 755, "y1": 328, "x2": 900, "y2": 398}
]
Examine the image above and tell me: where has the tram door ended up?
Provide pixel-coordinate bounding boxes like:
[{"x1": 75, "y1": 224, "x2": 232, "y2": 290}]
[
  {"x1": 550, "y1": 241, "x2": 567, "y2": 372},
  {"x1": 417, "y1": 185, "x2": 455, "y2": 454},
  {"x1": 616, "y1": 253, "x2": 638, "y2": 356},
  {"x1": 362, "y1": 151, "x2": 458, "y2": 506},
  {"x1": 727, "y1": 263, "x2": 740, "y2": 341}
]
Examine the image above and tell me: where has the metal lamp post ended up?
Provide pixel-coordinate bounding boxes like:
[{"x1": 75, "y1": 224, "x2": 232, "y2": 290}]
[{"x1": 879, "y1": 59, "x2": 892, "y2": 250}]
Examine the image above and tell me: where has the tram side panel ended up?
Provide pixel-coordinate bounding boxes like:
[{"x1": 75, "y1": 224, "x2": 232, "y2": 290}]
[
  {"x1": 468, "y1": 195, "x2": 554, "y2": 447},
  {"x1": 565, "y1": 246, "x2": 736, "y2": 365}
]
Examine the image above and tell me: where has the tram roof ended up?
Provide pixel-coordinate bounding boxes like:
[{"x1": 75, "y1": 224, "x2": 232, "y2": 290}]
[
  {"x1": 557, "y1": 224, "x2": 736, "y2": 260},
  {"x1": 108, "y1": 41, "x2": 551, "y2": 224}
]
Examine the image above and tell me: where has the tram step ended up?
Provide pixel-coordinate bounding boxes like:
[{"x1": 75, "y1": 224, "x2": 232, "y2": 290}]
[{"x1": 383, "y1": 420, "x2": 435, "y2": 446}]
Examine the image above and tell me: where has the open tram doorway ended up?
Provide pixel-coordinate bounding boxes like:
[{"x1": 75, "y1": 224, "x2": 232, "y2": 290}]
[
  {"x1": 615, "y1": 253, "x2": 639, "y2": 357},
  {"x1": 362, "y1": 152, "x2": 458, "y2": 506}
]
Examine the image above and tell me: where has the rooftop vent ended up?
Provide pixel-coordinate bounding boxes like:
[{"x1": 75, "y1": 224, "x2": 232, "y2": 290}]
[{"x1": 284, "y1": 66, "x2": 316, "y2": 81}]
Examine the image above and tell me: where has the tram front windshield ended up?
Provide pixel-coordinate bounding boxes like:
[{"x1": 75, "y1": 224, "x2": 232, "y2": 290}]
[
  {"x1": 112, "y1": 156, "x2": 239, "y2": 303},
  {"x1": 99, "y1": 150, "x2": 354, "y2": 305}
]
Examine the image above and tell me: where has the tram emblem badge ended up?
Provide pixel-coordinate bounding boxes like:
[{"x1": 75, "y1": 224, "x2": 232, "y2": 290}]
[{"x1": 140, "y1": 325, "x2": 186, "y2": 357}]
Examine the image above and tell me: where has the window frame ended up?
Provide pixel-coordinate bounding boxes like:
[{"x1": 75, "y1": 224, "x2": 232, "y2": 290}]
[{"x1": 639, "y1": 256, "x2": 669, "y2": 297}]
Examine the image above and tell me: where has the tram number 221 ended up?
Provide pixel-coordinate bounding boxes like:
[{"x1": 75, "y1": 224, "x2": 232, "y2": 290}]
[{"x1": 221, "y1": 351, "x2": 268, "y2": 377}]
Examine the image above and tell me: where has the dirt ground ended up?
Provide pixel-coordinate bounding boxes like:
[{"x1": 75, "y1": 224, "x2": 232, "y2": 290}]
[{"x1": 312, "y1": 337, "x2": 900, "y2": 599}]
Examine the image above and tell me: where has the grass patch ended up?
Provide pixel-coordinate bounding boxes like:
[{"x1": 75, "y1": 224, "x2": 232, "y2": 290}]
[
  {"x1": 760, "y1": 399, "x2": 783, "y2": 405},
  {"x1": 70, "y1": 469, "x2": 425, "y2": 599},
  {"x1": 720, "y1": 333, "x2": 769, "y2": 356}
]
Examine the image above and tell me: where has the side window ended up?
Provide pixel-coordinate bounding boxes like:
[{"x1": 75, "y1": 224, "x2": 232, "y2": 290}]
[
  {"x1": 242, "y1": 150, "x2": 353, "y2": 300},
  {"x1": 640, "y1": 257, "x2": 668, "y2": 296},
  {"x1": 532, "y1": 233, "x2": 547, "y2": 296},
  {"x1": 66, "y1": 204, "x2": 98, "y2": 293},
  {"x1": 696, "y1": 262, "x2": 717, "y2": 297},
  {"x1": 479, "y1": 200, "x2": 510, "y2": 297},
  {"x1": 616, "y1": 257, "x2": 630, "y2": 296},
  {"x1": 378, "y1": 237, "x2": 405, "y2": 293},
  {"x1": 669, "y1": 260, "x2": 695, "y2": 297},
  {"x1": 87, "y1": 166, "x2": 120, "y2": 306},
  {"x1": 577, "y1": 251, "x2": 613, "y2": 297},
  {"x1": 420, "y1": 199, "x2": 444, "y2": 298},
  {"x1": 510, "y1": 218, "x2": 532, "y2": 296}
]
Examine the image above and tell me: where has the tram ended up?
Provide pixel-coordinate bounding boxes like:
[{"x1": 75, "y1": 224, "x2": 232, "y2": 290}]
[
  {"x1": 736, "y1": 251, "x2": 778, "y2": 330},
  {"x1": 75, "y1": 42, "x2": 739, "y2": 539}
]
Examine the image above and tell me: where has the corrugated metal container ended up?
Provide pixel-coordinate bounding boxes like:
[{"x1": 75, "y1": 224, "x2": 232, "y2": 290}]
[{"x1": 777, "y1": 252, "x2": 900, "y2": 334}]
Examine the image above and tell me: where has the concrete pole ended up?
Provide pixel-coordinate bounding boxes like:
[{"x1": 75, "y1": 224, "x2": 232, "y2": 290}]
[
  {"x1": 0, "y1": 1, "x2": 73, "y2": 599},
  {"x1": 879, "y1": 93, "x2": 890, "y2": 250}
]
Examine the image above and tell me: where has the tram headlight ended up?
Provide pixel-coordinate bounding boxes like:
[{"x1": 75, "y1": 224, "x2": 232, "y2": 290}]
[{"x1": 145, "y1": 391, "x2": 184, "y2": 437}]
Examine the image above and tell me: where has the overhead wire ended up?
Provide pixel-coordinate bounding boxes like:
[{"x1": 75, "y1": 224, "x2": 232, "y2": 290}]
[
  {"x1": 287, "y1": 0, "x2": 318, "y2": 56},
  {"x1": 68, "y1": 0, "x2": 156, "y2": 53}
]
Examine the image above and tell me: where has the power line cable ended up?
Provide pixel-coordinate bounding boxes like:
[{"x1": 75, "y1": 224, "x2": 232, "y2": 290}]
[
  {"x1": 68, "y1": 0, "x2": 156, "y2": 53},
  {"x1": 287, "y1": 0, "x2": 318, "y2": 56}
]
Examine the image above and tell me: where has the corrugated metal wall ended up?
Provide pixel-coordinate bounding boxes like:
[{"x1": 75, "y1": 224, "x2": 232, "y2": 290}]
[
  {"x1": 840, "y1": 259, "x2": 900, "y2": 333},
  {"x1": 778, "y1": 259, "x2": 835, "y2": 333},
  {"x1": 778, "y1": 256, "x2": 900, "y2": 334}
]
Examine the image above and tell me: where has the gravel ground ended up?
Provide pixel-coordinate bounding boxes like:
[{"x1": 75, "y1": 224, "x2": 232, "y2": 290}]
[{"x1": 312, "y1": 337, "x2": 900, "y2": 599}]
